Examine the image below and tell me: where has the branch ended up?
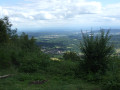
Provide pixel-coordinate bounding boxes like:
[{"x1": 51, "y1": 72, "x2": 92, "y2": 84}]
[{"x1": 0, "y1": 74, "x2": 14, "y2": 79}]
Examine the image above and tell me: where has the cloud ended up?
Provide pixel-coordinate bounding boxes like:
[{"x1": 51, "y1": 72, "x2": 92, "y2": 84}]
[
  {"x1": 0, "y1": 6, "x2": 9, "y2": 16},
  {"x1": 0, "y1": 0, "x2": 102, "y2": 19},
  {"x1": 0, "y1": 0, "x2": 120, "y2": 29},
  {"x1": 102, "y1": 3, "x2": 120, "y2": 21}
]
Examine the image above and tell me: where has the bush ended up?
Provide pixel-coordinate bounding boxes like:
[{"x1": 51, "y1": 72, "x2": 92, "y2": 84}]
[
  {"x1": 47, "y1": 60, "x2": 78, "y2": 76},
  {"x1": 0, "y1": 51, "x2": 11, "y2": 69},
  {"x1": 19, "y1": 52, "x2": 50, "y2": 73},
  {"x1": 102, "y1": 71, "x2": 120, "y2": 90},
  {"x1": 101, "y1": 56, "x2": 120, "y2": 90},
  {"x1": 0, "y1": 44, "x2": 21, "y2": 69},
  {"x1": 79, "y1": 30, "x2": 114, "y2": 74},
  {"x1": 102, "y1": 77, "x2": 120, "y2": 90},
  {"x1": 63, "y1": 51, "x2": 80, "y2": 61}
]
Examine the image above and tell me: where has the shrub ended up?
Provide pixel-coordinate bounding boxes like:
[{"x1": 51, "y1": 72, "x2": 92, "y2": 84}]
[
  {"x1": 101, "y1": 56, "x2": 120, "y2": 90},
  {"x1": 63, "y1": 51, "x2": 80, "y2": 61},
  {"x1": 0, "y1": 44, "x2": 20, "y2": 69},
  {"x1": 80, "y1": 30, "x2": 114, "y2": 74},
  {"x1": 102, "y1": 77, "x2": 120, "y2": 90},
  {"x1": 0, "y1": 51, "x2": 11, "y2": 69},
  {"x1": 19, "y1": 52, "x2": 50, "y2": 73},
  {"x1": 47, "y1": 60, "x2": 78, "y2": 76},
  {"x1": 102, "y1": 71, "x2": 120, "y2": 90}
]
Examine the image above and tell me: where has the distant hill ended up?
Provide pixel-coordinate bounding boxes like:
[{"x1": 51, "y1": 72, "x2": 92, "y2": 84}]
[{"x1": 93, "y1": 29, "x2": 120, "y2": 34}]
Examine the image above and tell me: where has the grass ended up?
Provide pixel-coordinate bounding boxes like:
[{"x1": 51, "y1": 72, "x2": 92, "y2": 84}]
[
  {"x1": 0, "y1": 69, "x2": 101, "y2": 90},
  {"x1": 0, "y1": 55, "x2": 119, "y2": 90}
]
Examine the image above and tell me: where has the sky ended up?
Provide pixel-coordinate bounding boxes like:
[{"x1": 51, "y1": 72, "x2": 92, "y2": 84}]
[{"x1": 0, "y1": 0, "x2": 120, "y2": 31}]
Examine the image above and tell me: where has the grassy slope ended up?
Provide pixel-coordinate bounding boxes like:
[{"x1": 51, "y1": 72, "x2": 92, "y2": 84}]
[{"x1": 0, "y1": 69, "x2": 101, "y2": 90}]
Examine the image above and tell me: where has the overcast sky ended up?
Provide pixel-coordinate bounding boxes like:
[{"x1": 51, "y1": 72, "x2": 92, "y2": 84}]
[{"x1": 0, "y1": 0, "x2": 120, "y2": 31}]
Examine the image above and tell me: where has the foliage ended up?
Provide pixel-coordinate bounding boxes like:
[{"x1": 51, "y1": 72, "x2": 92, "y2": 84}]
[
  {"x1": 0, "y1": 17, "x2": 9, "y2": 43},
  {"x1": 0, "y1": 17, "x2": 42, "y2": 71},
  {"x1": 19, "y1": 52, "x2": 50, "y2": 73},
  {"x1": 80, "y1": 30, "x2": 114, "y2": 74},
  {"x1": 102, "y1": 75, "x2": 120, "y2": 90},
  {"x1": 19, "y1": 32, "x2": 36, "y2": 51},
  {"x1": 0, "y1": 44, "x2": 21, "y2": 69},
  {"x1": 0, "y1": 46, "x2": 11, "y2": 69},
  {"x1": 47, "y1": 60, "x2": 78, "y2": 76},
  {"x1": 63, "y1": 51, "x2": 80, "y2": 61},
  {"x1": 0, "y1": 17, "x2": 17, "y2": 43},
  {"x1": 101, "y1": 56, "x2": 120, "y2": 90}
]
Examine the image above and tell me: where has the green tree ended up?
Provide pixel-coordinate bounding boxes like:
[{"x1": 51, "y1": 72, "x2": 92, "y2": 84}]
[
  {"x1": 80, "y1": 30, "x2": 114, "y2": 74},
  {"x1": 0, "y1": 16, "x2": 17, "y2": 43},
  {"x1": 19, "y1": 32, "x2": 36, "y2": 51},
  {"x1": 0, "y1": 16, "x2": 38, "y2": 70},
  {"x1": 0, "y1": 17, "x2": 9, "y2": 43}
]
